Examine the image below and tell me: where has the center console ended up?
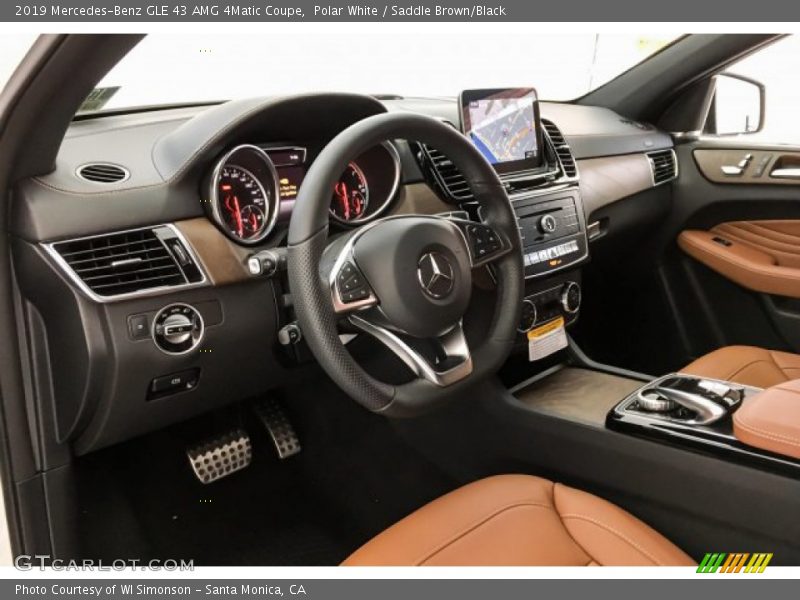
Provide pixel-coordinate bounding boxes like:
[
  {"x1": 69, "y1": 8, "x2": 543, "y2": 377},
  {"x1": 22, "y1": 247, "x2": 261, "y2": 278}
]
[
  {"x1": 607, "y1": 373, "x2": 800, "y2": 475},
  {"x1": 457, "y1": 87, "x2": 589, "y2": 344}
]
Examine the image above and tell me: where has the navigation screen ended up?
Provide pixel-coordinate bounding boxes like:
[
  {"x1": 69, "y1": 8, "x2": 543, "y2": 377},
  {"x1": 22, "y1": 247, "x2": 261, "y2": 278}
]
[{"x1": 460, "y1": 88, "x2": 543, "y2": 174}]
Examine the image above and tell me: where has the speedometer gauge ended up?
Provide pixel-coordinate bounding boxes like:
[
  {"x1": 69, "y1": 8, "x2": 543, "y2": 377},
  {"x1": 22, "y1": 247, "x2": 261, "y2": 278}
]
[
  {"x1": 330, "y1": 162, "x2": 369, "y2": 223},
  {"x1": 218, "y1": 166, "x2": 267, "y2": 240},
  {"x1": 208, "y1": 145, "x2": 280, "y2": 245}
]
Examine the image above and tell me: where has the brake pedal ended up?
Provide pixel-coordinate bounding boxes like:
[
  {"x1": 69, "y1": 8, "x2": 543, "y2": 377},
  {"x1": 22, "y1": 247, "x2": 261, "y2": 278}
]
[
  {"x1": 254, "y1": 399, "x2": 301, "y2": 459},
  {"x1": 187, "y1": 429, "x2": 252, "y2": 484}
]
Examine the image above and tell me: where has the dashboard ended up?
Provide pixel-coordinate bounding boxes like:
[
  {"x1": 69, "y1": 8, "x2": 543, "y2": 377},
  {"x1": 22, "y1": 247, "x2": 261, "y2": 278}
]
[{"x1": 9, "y1": 91, "x2": 676, "y2": 455}]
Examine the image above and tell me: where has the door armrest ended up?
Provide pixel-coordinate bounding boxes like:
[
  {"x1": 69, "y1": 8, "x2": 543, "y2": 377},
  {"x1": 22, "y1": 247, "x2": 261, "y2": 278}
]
[{"x1": 678, "y1": 229, "x2": 800, "y2": 298}]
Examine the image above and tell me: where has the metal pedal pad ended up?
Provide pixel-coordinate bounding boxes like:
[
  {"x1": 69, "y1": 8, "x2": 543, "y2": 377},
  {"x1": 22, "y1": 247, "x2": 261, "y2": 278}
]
[
  {"x1": 187, "y1": 429, "x2": 252, "y2": 484},
  {"x1": 254, "y1": 399, "x2": 301, "y2": 459}
]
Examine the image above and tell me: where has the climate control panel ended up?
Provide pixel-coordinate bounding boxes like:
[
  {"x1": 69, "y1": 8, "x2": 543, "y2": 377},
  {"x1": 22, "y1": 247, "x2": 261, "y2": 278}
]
[{"x1": 518, "y1": 281, "x2": 581, "y2": 333}]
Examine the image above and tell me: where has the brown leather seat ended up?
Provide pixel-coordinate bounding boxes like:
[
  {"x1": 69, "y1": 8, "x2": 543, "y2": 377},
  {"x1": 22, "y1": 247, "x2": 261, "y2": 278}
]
[
  {"x1": 342, "y1": 474, "x2": 693, "y2": 566},
  {"x1": 682, "y1": 345, "x2": 800, "y2": 389}
]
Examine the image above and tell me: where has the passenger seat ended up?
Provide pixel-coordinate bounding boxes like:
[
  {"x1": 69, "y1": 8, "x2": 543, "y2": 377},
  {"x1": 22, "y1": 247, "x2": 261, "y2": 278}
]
[{"x1": 682, "y1": 345, "x2": 800, "y2": 389}]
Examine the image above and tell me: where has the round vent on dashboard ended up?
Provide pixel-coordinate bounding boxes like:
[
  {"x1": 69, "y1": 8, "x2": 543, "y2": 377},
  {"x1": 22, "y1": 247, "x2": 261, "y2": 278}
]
[{"x1": 76, "y1": 162, "x2": 130, "y2": 184}]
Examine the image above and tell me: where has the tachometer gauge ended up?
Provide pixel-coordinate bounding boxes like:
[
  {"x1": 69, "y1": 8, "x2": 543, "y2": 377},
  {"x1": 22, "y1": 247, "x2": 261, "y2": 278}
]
[
  {"x1": 330, "y1": 162, "x2": 369, "y2": 223},
  {"x1": 208, "y1": 145, "x2": 280, "y2": 245}
]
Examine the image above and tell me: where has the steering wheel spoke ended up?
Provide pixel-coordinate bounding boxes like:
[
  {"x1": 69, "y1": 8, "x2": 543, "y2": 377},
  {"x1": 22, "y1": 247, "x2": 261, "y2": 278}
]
[
  {"x1": 349, "y1": 315, "x2": 473, "y2": 387},
  {"x1": 445, "y1": 217, "x2": 512, "y2": 267}
]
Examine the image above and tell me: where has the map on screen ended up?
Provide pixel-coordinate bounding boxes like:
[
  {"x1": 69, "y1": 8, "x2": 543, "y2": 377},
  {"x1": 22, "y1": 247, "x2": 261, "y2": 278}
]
[{"x1": 465, "y1": 90, "x2": 539, "y2": 165}]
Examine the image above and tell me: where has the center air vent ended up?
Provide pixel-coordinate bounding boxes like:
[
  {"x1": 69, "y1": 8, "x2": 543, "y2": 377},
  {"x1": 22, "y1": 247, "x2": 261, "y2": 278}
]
[
  {"x1": 76, "y1": 162, "x2": 129, "y2": 184},
  {"x1": 420, "y1": 143, "x2": 474, "y2": 201},
  {"x1": 50, "y1": 226, "x2": 205, "y2": 299},
  {"x1": 416, "y1": 118, "x2": 579, "y2": 203},
  {"x1": 541, "y1": 119, "x2": 578, "y2": 179},
  {"x1": 647, "y1": 149, "x2": 678, "y2": 185}
]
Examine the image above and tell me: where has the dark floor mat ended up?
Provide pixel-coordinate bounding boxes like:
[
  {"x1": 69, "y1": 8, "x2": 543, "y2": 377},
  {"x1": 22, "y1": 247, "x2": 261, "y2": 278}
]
[{"x1": 74, "y1": 374, "x2": 458, "y2": 565}]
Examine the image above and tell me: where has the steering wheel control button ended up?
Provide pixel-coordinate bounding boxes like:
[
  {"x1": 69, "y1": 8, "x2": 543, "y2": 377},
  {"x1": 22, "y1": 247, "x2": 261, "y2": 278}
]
[
  {"x1": 152, "y1": 303, "x2": 204, "y2": 354},
  {"x1": 335, "y1": 261, "x2": 373, "y2": 305},
  {"x1": 463, "y1": 222, "x2": 503, "y2": 263},
  {"x1": 127, "y1": 313, "x2": 150, "y2": 340},
  {"x1": 417, "y1": 252, "x2": 455, "y2": 299}
]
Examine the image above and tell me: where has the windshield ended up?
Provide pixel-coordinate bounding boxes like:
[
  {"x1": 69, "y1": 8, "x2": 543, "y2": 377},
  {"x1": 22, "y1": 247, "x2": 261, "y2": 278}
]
[
  {"x1": 78, "y1": 32, "x2": 677, "y2": 113},
  {"x1": 0, "y1": 34, "x2": 38, "y2": 90}
]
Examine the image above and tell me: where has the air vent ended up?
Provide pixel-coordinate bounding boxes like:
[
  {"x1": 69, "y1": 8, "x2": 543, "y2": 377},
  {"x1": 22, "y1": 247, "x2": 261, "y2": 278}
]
[
  {"x1": 541, "y1": 119, "x2": 578, "y2": 179},
  {"x1": 50, "y1": 226, "x2": 204, "y2": 299},
  {"x1": 419, "y1": 144, "x2": 473, "y2": 201},
  {"x1": 647, "y1": 149, "x2": 678, "y2": 185},
  {"x1": 76, "y1": 163, "x2": 129, "y2": 184}
]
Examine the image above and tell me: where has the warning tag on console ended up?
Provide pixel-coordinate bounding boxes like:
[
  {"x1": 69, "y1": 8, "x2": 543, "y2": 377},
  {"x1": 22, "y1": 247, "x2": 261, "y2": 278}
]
[{"x1": 527, "y1": 317, "x2": 567, "y2": 361}]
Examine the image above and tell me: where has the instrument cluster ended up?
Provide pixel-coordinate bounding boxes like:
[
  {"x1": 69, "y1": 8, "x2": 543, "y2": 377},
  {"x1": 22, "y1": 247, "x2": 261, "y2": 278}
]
[{"x1": 206, "y1": 142, "x2": 401, "y2": 244}]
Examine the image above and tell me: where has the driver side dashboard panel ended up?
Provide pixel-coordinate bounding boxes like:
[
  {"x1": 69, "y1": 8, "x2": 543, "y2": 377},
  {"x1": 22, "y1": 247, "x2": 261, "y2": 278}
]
[{"x1": 12, "y1": 230, "x2": 283, "y2": 455}]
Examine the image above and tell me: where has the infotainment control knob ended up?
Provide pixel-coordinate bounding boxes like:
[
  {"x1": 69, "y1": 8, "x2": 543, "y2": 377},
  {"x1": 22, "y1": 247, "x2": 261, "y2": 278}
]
[
  {"x1": 539, "y1": 214, "x2": 558, "y2": 234},
  {"x1": 560, "y1": 282, "x2": 581, "y2": 315},
  {"x1": 517, "y1": 299, "x2": 538, "y2": 333},
  {"x1": 153, "y1": 303, "x2": 204, "y2": 355}
]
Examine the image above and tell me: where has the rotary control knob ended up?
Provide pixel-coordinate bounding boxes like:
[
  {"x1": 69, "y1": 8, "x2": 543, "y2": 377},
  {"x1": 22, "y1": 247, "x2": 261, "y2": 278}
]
[
  {"x1": 517, "y1": 299, "x2": 538, "y2": 333},
  {"x1": 560, "y1": 282, "x2": 581, "y2": 315},
  {"x1": 153, "y1": 303, "x2": 204, "y2": 354},
  {"x1": 539, "y1": 214, "x2": 558, "y2": 234},
  {"x1": 637, "y1": 390, "x2": 678, "y2": 413}
]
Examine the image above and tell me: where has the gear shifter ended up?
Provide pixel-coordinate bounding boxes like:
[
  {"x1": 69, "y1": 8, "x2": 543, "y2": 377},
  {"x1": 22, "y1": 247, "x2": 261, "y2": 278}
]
[
  {"x1": 632, "y1": 375, "x2": 744, "y2": 425},
  {"x1": 642, "y1": 386, "x2": 727, "y2": 424}
]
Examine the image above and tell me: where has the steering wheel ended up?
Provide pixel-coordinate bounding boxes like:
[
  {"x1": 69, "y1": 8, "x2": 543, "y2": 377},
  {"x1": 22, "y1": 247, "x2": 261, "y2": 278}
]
[{"x1": 287, "y1": 112, "x2": 523, "y2": 416}]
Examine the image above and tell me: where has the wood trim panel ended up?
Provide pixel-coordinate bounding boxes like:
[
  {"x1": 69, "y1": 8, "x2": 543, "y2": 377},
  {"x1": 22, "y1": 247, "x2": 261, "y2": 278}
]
[
  {"x1": 173, "y1": 218, "x2": 251, "y2": 285},
  {"x1": 390, "y1": 182, "x2": 452, "y2": 216}
]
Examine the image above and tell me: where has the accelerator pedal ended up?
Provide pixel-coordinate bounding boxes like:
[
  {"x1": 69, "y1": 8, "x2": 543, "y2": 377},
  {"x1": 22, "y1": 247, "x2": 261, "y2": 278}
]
[
  {"x1": 187, "y1": 429, "x2": 252, "y2": 484},
  {"x1": 254, "y1": 398, "x2": 301, "y2": 459}
]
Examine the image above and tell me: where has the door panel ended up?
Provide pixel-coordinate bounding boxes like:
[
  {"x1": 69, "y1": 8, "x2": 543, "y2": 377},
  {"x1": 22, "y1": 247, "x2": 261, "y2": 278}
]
[
  {"x1": 665, "y1": 139, "x2": 800, "y2": 365},
  {"x1": 573, "y1": 139, "x2": 800, "y2": 375},
  {"x1": 678, "y1": 221, "x2": 800, "y2": 297}
]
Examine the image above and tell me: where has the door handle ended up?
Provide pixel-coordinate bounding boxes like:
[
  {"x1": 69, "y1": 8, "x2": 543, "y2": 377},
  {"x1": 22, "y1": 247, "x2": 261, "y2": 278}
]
[{"x1": 769, "y1": 167, "x2": 800, "y2": 179}]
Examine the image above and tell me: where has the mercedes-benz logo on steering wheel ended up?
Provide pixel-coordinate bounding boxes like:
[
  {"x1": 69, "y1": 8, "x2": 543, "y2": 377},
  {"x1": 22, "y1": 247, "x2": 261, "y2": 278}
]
[{"x1": 417, "y1": 252, "x2": 455, "y2": 299}]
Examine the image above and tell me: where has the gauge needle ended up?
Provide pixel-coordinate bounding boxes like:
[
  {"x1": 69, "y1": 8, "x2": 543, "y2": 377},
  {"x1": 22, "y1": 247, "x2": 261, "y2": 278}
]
[
  {"x1": 233, "y1": 196, "x2": 244, "y2": 237},
  {"x1": 225, "y1": 194, "x2": 244, "y2": 237},
  {"x1": 335, "y1": 182, "x2": 350, "y2": 220}
]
